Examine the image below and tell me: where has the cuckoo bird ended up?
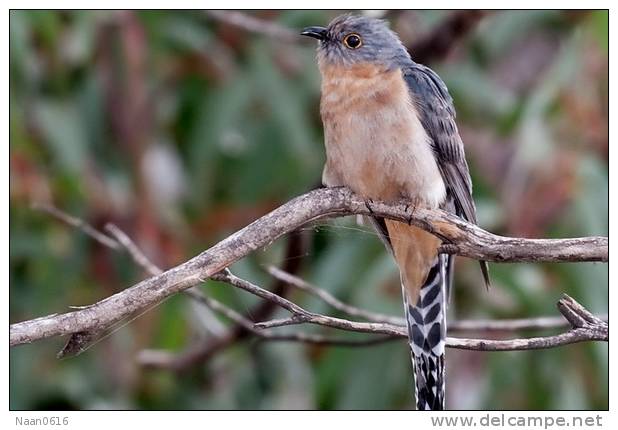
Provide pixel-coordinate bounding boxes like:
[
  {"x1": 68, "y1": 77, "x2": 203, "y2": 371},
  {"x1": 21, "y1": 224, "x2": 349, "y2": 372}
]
[{"x1": 301, "y1": 14, "x2": 489, "y2": 410}]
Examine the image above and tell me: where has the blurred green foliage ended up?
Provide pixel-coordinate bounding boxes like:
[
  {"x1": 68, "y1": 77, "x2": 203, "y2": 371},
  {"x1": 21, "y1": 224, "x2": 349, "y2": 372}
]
[{"x1": 10, "y1": 10, "x2": 607, "y2": 410}]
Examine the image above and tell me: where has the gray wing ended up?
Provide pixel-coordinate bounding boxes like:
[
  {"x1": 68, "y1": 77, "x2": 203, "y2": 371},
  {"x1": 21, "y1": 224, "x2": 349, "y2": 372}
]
[
  {"x1": 403, "y1": 62, "x2": 476, "y2": 223},
  {"x1": 403, "y1": 62, "x2": 490, "y2": 288}
]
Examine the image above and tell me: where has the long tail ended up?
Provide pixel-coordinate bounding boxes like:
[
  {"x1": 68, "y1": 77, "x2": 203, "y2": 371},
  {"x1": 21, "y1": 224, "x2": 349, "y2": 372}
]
[{"x1": 402, "y1": 254, "x2": 449, "y2": 410}]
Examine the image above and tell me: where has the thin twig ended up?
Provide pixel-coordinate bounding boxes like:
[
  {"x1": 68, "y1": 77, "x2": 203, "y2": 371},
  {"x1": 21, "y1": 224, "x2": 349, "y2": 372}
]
[
  {"x1": 181, "y1": 290, "x2": 397, "y2": 346},
  {"x1": 250, "y1": 291, "x2": 607, "y2": 352},
  {"x1": 267, "y1": 265, "x2": 403, "y2": 325},
  {"x1": 446, "y1": 327, "x2": 607, "y2": 351},
  {"x1": 211, "y1": 270, "x2": 399, "y2": 336},
  {"x1": 211, "y1": 270, "x2": 608, "y2": 351},
  {"x1": 267, "y1": 266, "x2": 608, "y2": 332},
  {"x1": 205, "y1": 10, "x2": 299, "y2": 43},
  {"x1": 408, "y1": 10, "x2": 489, "y2": 64},
  {"x1": 104, "y1": 223, "x2": 163, "y2": 276},
  {"x1": 31, "y1": 202, "x2": 120, "y2": 250},
  {"x1": 169, "y1": 231, "x2": 309, "y2": 369},
  {"x1": 448, "y1": 314, "x2": 608, "y2": 332}
]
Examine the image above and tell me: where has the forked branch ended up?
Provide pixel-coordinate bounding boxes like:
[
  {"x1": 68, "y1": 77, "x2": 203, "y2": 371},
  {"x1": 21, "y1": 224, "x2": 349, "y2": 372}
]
[{"x1": 9, "y1": 188, "x2": 608, "y2": 362}]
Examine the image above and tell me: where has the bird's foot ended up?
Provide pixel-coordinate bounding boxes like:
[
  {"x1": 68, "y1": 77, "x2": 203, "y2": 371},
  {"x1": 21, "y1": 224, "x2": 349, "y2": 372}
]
[
  {"x1": 404, "y1": 197, "x2": 422, "y2": 225},
  {"x1": 364, "y1": 198, "x2": 375, "y2": 214}
]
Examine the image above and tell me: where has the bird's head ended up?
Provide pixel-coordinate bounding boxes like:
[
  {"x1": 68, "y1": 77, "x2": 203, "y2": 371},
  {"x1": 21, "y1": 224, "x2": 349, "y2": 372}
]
[{"x1": 301, "y1": 14, "x2": 411, "y2": 72}]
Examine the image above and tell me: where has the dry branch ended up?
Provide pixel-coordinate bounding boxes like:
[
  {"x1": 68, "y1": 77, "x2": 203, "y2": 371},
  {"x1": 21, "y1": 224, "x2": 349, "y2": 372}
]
[
  {"x1": 31, "y1": 202, "x2": 120, "y2": 250},
  {"x1": 166, "y1": 232, "x2": 308, "y2": 368},
  {"x1": 267, "y1": 265, "x2": 403, "y2": 325},
  {"x1": 205, "y1": 10, "x2": 488, "y2": 66},
  {"x1": 249, "y1": 292, "x2": 608, "y2": 352},
  {"x1": 267, "y1": 266, "x2": 608, "y2": 332},
  {"x1": 11, "y1": 188, "x2": 608, "y2": 358},
  {"x1": 205, "y1": 10, "x2": 299, "y2": 42},
  {"x1": 408, "y1": 10, "x2": 488, "y2": 63}
]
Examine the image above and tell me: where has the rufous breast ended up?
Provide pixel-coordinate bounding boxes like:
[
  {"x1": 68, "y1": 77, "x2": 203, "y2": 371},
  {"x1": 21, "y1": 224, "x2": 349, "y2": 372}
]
[{"x1": 319, "y1": 62, "x2": 446, "y2": 208}]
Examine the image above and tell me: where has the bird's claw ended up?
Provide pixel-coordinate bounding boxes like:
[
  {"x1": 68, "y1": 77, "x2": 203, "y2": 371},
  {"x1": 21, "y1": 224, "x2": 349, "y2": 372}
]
[
  {"x1": 405, "y1": 197, "x2": 421, "y2": 224},
  {"x1": 364, "y1": 198, "x2": 375, "y2": 214}
]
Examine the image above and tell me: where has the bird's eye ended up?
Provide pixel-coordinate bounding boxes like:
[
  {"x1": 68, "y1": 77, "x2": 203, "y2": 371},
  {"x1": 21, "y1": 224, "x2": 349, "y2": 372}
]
[{"x1": 343, "y1": 33, "x2": 362, "y2": 49}]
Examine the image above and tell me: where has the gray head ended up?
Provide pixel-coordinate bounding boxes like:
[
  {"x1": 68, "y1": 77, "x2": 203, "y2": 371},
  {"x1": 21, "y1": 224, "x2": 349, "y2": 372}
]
[{"x1": 301, "y1": 14, "x2": 411, "y2": 70}]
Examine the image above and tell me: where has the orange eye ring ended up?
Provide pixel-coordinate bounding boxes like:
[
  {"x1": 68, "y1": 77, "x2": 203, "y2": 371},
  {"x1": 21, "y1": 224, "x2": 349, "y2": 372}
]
[{"x1": 343, "y1": 33, "x2": 362, "y2": 49}]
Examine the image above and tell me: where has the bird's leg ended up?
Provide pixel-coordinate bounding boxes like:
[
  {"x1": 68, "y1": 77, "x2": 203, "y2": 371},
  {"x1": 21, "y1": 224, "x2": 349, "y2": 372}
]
[
  {"x1": 364, "y1": 198, "x2": 375, "y2": 215},
  {"x1": 403, "y1": 196, "x2": 421, "y2": 225}
]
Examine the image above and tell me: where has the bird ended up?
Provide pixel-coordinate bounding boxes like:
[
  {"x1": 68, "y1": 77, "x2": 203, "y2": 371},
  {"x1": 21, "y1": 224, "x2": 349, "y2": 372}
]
[{"x1": 301, "y1": 14, "x2": 489, "y2": 410}]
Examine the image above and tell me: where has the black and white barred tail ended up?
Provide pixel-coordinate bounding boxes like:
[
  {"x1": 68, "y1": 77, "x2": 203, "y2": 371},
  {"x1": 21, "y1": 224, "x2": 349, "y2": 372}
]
[{"x1": 403, "y1": 254, "x2": 449, "y2": 410}]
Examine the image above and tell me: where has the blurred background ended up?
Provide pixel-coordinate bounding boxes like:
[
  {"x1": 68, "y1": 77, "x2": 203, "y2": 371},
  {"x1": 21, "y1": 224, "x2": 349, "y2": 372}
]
[{"x1": 9, "y1": 10, "x2": 608, "y2": 410}]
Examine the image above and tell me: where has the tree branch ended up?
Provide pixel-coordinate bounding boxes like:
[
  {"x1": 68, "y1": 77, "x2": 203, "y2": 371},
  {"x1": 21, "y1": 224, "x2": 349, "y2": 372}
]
[
  {"x1": 408, "y1": 10, "x2": 488, "y2": 64},
  {"x1": 30, "y1": 202, "x2": 120, "y2": 250},
  {"x1": 205, "y1": 10, "x2": 488, "y2": 66},
  {"x1": 60, "y1": 212, "x2": 400, "y2": 360},
  {"x1": 41, "y1": 208, "x2": 398, "y2": 358},
  {"x1": 11, "y1": 187, "x2": 607, "y2": 352},
  {"x1": 205, "y1": 10, "x2": 299, "y2": 42},
  {"x1": 266, "y1": 265, "x2": 608, "y2": 332},
  {"x1": 36, "y1": 200, "x2": 607, "y2": 365},
  {"x1": 161, "y1": 232, "x2": 309, "y2": 369},
  {"x1": 245, "y1": 288, "x2": 608, "y2": 353},
  {"x1": 267, "y1": 265, "x2": 403, "y2": 325},
  {"x1": 141, "y1": 282, "x2": 608, "y2": 371}
]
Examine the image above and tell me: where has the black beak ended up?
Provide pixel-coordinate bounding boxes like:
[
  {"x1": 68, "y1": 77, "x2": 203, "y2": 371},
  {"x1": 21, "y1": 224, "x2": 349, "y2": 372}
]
[{"x1": 300, "y1": 26, "x2": 327, "y2": 41}]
